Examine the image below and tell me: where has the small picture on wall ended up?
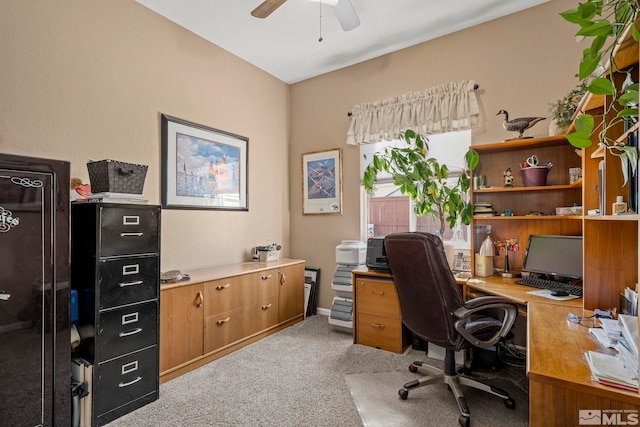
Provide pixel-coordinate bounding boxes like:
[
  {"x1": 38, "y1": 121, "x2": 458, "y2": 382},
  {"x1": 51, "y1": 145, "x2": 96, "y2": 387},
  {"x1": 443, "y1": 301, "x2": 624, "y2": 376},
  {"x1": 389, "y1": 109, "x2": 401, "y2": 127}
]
[{"x1": 301, "y1": 148, "x2": 342, "y2": 215}]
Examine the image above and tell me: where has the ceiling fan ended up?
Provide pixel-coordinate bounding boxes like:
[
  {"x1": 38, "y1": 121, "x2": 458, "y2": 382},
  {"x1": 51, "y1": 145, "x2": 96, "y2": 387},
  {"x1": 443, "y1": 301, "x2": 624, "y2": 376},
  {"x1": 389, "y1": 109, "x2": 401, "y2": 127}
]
[{"x1": 251, "y1": 0, "x2": 360, "y2": 31}]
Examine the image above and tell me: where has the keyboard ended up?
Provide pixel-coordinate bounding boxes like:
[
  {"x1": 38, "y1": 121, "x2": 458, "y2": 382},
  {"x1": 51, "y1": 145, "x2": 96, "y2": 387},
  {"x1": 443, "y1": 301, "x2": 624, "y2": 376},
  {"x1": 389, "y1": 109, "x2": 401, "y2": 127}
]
[{"x1": 515, "y1": 277, "x2": 583, "y2": 297}]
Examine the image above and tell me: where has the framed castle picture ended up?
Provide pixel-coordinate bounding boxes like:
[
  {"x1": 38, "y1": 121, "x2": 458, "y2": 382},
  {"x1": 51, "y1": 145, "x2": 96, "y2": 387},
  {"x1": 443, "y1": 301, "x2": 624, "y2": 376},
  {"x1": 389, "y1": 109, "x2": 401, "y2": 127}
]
[{"x1": 161, "y1": 114, "x2": 248, "y2": 210}]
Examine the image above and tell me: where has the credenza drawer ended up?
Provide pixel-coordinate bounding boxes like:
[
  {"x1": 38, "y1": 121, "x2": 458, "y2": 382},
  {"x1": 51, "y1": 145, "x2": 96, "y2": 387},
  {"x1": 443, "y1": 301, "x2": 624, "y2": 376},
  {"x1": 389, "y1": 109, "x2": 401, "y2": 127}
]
[
  {"x1": 94, "y1": 346, "x2": 158, "y2": 417},
  {"x1": 355, "y1": 278, "x2": 401, "y2": 318},
  {"x1": 96, "y1": 301, "x2": 158, "y2": 361},
  {"x1": 357, "y1": 312, "x2": 405, "y2": 353}
]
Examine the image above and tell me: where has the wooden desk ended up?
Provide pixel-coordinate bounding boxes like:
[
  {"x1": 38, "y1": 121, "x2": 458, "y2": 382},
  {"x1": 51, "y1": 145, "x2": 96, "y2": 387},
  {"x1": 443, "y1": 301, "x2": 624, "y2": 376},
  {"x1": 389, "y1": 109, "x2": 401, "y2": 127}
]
[
  {"x1": 527, "y1": 302, "x2": 639, "y2": 426},
  {"x1": 458, "y1": 275, "x2": 583, "y2": 317}
]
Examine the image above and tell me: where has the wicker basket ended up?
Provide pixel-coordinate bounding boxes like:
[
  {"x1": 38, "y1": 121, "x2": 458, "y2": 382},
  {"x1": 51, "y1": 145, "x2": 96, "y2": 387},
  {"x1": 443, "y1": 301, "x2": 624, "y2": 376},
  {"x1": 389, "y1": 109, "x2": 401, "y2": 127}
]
[{"x1": 87, "y1": 160, "x2": 148, "y2": 194}]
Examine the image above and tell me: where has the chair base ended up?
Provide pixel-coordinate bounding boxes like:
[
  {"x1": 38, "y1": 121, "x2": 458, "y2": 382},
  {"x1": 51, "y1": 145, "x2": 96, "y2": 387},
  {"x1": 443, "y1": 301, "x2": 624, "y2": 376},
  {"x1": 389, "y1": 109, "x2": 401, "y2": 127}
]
[{"x1": 398, "y1": 351, "x2": 516, "y2": 427}]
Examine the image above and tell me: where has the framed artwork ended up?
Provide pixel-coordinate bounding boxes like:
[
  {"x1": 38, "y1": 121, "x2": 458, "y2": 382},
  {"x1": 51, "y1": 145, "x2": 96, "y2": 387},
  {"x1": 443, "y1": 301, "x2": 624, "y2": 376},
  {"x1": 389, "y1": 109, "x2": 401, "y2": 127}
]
[
  {"x1": 161, "y1": 114, "x2": 248, "y2": 210},
  {"x1": 301, "y1": 148, "x2": 342, "y2": 215},
  {"x1": 304, "y1": 267, "x2": 320, "y2": 317}
]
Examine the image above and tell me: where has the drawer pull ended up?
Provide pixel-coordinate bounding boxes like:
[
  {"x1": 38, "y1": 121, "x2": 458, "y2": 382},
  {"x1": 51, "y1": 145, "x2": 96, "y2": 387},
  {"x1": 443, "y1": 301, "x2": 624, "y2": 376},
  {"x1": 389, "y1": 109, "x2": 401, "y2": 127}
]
[
  {"x1": 122, "y1": 215, "x2": 140, "y2": 225},
  {"x1": 371, "y1": 323, "x2": 385, "y2": 329},
  {"x1": 261, "y1": 274, "x2": 272, "y2": 280},
  {"x1": 261, "y1": 303, "x2": 272, "y2": 310},
  {"x1": 120, "y1": 280, "x2": 143, "y2": 288},
  {"x1": 118, "y1": 376, "x2": 142, "y2": 388},
  {"x1": 119, "y1": 328, "x2": 143, "y2": 337},
  {"x1": 120, "y1": 232, "x2": 144, "y2": 237},
  {"x1": 216, "y1": 283, "x2": 231, "y2": 290},
  {"x1": 216, "y1": 317, "x2": 231, "y2": 325},
  {"x1": 195, "y1": 292, "x2": 203, "y2": 308}
]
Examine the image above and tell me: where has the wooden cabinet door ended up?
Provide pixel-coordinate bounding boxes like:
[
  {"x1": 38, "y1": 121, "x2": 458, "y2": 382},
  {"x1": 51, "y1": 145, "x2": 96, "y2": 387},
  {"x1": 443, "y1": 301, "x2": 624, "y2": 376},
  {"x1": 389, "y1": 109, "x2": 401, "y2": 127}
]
[
  {"x1": 277, "y1": 263, "x2": 305, "y2": 323},
  {"x1": 160, "y1": 284, "x2": 204, "y2": 373}
]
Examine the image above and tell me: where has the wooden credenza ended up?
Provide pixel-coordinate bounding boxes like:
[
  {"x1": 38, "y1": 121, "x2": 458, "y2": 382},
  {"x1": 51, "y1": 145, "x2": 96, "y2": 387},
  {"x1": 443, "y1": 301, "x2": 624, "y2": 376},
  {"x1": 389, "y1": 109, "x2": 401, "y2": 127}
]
[
  {"x1": 160, "y1": 259, "x2": 305, "y2": 382},
  {"x1": 352, "y1": 268, "x2": 410, "y2": 354}
]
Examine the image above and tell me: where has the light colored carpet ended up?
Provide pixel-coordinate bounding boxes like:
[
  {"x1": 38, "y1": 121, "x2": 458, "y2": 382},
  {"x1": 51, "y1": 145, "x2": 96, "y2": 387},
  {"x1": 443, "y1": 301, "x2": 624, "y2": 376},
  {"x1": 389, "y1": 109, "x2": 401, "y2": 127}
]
[
  {"x1": 105, "y1": 315, "x2": 527, "y2": 426},
  {"x1": 346, "y1": 371, "x2": 528, "y2": 427}
]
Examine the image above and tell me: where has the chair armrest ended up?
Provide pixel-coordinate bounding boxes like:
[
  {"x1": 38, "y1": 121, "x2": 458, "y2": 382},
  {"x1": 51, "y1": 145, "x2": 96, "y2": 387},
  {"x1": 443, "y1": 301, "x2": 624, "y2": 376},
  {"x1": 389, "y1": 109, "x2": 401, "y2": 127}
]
[{"x1": 453, "y1": 297, "x2": 518, "y2": 348}]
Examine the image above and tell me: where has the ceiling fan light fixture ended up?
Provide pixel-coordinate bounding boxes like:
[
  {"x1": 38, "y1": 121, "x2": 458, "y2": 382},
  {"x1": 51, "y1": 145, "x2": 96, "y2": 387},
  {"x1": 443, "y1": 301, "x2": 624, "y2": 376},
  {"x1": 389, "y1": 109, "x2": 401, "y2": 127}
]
[{"x1": 308, "y1": 0, "x2": 339, "y2": 5}]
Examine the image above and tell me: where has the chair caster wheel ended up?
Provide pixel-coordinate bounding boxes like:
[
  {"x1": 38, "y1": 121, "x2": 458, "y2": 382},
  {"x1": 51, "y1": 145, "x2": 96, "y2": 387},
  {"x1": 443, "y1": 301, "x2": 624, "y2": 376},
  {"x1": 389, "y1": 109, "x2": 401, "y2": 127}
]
[
  {"x1": 504, "y1": 398, "x2": 516, "y2": 409},
  {"x1": 409, "y1": 365, "x2": 418, "y2": 373},
  {"x1": 398, "y1": 389, "x2": 408, "y2": 400},
  {"x1": 459, "y1": 415, "x2": 470, "y2": 427}
]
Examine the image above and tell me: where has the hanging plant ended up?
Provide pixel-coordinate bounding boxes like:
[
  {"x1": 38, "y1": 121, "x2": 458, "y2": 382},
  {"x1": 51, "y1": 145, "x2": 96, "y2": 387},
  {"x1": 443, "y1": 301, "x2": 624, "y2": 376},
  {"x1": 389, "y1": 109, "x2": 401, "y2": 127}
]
[{"x1": 560, "y1": 0, "x2": 639, "y2": 183}]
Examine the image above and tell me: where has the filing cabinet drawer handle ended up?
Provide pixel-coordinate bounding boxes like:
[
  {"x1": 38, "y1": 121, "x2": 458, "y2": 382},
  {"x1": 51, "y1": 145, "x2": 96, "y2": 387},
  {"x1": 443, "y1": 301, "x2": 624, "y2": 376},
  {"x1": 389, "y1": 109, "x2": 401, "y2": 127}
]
[
  {"x1": 120, "y1": 280, "x2": 143, "y2": 288},
  {"x1": 216, "y1": 284, "x2": 231, "y2": 290},
  {"x1": 371, "y1": 323, "x2": 385, "y2": 329},
  {"x1": 261, "y1": 274, "x2": 272, "y2": 280},
  {"x1": 120, "y1": 232, "x2": 144, "y2": 237},
  {"x1": 118, "y1": 376, "x2": 142, "y2": 388},
  {"x1": 261, "y1": 303, "x2": 272, "y2": 310},
  {"x1": 216, "y1": 317, "x2": 231, "y2": 325},
  {"x1": 119, "y1": 328, "x2": 143, "y2": 337}
]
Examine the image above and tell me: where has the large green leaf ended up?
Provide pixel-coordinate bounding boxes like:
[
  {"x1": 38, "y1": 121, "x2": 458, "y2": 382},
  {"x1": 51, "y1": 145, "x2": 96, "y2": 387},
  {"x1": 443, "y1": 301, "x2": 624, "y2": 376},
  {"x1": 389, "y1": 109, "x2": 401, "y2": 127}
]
[
  {"x1": 576, "y1": 19, "x2": 612, "y2": 37},
  {"x1": 589, "y1": 77, "x2": 616, "y2": 96}
]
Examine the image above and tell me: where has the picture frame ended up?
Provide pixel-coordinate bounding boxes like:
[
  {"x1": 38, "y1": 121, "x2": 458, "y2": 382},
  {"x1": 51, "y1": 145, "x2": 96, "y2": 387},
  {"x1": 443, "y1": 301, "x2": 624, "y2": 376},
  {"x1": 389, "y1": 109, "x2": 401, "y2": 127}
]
[
  {"x1": 161, "y1": 114, "x2": 248, "y2": 210},
  {"x1": 301, "y1": 148, "x2": 342, "y2": 215},
  {"x1": 304, "y1": 267, "x2": 320, "y2": 317}
]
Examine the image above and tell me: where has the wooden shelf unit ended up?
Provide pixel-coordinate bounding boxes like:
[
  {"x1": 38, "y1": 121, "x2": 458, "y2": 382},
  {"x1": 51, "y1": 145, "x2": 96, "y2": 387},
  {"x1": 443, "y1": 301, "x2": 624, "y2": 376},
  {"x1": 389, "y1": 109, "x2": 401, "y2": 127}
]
[{"x1": 470, "y1": 135, "x2": 583, "y2": 273}]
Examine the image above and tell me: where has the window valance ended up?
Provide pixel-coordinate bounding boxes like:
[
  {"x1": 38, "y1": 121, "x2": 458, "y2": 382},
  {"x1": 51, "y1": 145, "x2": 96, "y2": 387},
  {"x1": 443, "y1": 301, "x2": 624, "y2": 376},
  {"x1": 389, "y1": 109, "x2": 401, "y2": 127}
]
[{"x1": 346, "y1": 80, "x2": 480, "y2": 145}]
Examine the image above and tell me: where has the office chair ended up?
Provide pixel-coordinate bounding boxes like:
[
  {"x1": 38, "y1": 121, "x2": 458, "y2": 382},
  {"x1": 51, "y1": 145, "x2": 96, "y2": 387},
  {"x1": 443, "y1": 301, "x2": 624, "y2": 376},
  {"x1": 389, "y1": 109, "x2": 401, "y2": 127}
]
[{"x1": 384, "y1": 232, "x2": 518, "y2": 427}]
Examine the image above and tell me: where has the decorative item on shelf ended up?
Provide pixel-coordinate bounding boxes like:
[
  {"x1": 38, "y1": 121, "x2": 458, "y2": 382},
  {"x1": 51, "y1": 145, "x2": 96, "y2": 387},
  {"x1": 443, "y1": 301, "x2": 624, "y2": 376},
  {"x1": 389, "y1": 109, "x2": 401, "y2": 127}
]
[
  {"x1": 548, "y1": 80, "x2": 589, "y2": 136},
  {"x1": 612, "y1": 196, "x2": 628, "y2": 215},
  {"x1": 496, "y1": 110, "x2": 546, "y2": 140},
  {"x1": 520, "y1": 155, "x2": 553, "y2": 187},
  {"x1": 495, "y1": 238, "x2": 519, "y2": 278},
  {"x1": 569, "y1": 167, "x2": 582, "y2": 184},
  {"x1": 475, "y1": 233, "x2": 495, "y2": 277},
  {"x1": 503, "y1": 167, "x2": 514, "y2": 187},
  {"x1": 86, "y1": 159, "x2": 148, "y2": 195}
]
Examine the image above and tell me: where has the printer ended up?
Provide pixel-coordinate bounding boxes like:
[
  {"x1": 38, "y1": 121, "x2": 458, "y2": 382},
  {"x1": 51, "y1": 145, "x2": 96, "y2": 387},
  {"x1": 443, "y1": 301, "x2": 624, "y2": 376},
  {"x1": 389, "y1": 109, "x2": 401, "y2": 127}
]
[{"x1": 366, "y1": 237, "x2": 390, "y2": 272}]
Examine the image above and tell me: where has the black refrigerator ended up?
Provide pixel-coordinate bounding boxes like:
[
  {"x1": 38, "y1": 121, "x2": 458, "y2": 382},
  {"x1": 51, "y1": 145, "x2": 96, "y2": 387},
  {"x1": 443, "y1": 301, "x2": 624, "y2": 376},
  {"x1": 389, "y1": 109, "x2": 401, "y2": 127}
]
[{"x1": 0, "y1": 153, "x2": 71, "y2": 426}]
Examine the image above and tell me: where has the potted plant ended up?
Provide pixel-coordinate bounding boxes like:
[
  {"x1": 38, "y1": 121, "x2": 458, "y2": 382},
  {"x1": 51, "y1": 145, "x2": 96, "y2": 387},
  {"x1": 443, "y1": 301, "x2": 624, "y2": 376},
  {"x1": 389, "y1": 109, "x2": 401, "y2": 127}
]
[
  {"x1": 363, "y1": 129, "x2": 480, "y2": 236},
  {"x1": 560, "y1": 0, "x2": 639, "y2": 183},
  {"x1": 548, "y1": 80, "x2": 589, "y2": 135}
]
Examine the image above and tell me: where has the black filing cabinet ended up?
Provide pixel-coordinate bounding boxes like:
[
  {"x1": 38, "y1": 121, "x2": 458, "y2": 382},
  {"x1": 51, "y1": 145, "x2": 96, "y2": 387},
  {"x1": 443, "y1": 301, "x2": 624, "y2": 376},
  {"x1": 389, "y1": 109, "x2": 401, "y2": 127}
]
[{"x1": 71, "y1": 203, "x2": 160, "y2": 426}]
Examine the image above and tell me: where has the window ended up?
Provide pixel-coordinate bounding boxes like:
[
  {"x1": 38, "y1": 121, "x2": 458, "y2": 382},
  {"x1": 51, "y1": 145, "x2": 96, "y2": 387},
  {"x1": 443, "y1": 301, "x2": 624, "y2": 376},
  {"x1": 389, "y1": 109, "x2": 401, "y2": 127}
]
[{"x1": 360, "y1": 130, "x2": 472, "y2": 248}]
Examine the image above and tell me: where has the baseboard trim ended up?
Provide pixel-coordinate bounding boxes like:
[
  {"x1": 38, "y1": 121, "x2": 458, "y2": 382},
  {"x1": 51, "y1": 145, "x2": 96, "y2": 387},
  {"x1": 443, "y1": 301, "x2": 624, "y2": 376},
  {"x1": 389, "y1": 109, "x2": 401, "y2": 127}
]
[{"x1": 316, "y1": 307, "x2": 331, "y2": 317}]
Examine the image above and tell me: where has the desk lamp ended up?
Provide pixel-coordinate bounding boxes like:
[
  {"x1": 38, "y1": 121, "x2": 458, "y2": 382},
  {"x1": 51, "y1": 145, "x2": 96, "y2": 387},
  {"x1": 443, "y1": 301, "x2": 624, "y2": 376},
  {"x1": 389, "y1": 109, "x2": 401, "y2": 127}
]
[{"x1": 496, "y1": 238, "x2": 519, "y2": 278}]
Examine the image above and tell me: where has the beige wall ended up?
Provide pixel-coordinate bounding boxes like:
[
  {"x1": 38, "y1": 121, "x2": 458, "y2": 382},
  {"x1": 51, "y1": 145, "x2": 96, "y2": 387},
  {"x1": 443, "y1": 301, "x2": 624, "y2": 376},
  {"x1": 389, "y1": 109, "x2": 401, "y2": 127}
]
[
  {"x1": 290, "y1": 0, "x2": 585, "y2": 311},
  {"x1": 0, "y1": 1, "x2": 290, "y2": 271},
  {"x1": 1, "y1": 0, "x2": 585, "y2": 313}
]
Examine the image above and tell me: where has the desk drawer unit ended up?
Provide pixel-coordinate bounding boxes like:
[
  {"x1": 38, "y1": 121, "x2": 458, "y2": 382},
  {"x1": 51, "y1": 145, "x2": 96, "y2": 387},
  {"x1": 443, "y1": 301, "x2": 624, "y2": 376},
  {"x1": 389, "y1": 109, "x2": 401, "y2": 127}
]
[
  {"x1": 71, "y1": 203, "x2": 160, "y2": 426},
  {"x1": 355, "y1": 275, "x2": 409, "y2": 354}
]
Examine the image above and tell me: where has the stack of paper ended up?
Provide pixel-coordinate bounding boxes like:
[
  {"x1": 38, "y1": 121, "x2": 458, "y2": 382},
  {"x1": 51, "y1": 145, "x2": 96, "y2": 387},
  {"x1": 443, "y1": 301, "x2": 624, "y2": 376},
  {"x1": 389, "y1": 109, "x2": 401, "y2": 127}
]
[{"x1": 585, "y1": 351, "x2": 638, "y2": 391}]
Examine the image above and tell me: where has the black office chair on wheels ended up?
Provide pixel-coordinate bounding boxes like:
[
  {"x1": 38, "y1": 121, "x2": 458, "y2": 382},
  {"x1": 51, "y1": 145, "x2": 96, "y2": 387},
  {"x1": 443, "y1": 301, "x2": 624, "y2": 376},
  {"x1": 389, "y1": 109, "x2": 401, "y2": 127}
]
[{"x1": 384, "y1": 232, "x2": 518, "y2": 427}]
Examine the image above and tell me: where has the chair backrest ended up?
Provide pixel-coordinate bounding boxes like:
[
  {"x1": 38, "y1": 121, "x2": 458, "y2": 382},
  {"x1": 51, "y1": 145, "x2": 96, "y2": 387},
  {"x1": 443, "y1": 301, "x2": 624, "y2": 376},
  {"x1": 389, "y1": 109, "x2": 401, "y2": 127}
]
[{"x1": 384, "y1": 232, "x2": 464, "y2": 349}]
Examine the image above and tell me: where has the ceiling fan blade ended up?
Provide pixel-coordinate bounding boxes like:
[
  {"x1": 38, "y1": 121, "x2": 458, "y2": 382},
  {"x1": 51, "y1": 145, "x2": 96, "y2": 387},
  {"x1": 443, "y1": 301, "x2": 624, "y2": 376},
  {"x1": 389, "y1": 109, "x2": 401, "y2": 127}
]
[
  {"x1": 251, "y1": 0, "x2": 288, "y2": 19},
  {"x1": 333, "y1": 0, "x2": 360, "y2": 31}
]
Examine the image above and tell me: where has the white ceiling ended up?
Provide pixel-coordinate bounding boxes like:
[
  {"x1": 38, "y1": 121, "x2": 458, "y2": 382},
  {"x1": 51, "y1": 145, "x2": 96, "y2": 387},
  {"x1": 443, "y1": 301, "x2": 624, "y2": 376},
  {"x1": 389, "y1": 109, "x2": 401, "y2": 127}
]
[{"x1": 135, "y1": 0, "x2": 549, "y2": 84}]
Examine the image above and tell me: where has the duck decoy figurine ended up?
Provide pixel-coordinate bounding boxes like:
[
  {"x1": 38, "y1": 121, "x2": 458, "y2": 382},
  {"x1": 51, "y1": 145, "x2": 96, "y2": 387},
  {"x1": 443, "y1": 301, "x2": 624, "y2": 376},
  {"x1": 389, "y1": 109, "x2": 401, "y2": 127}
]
[{"x1": 497, "y1": 110, "x2": 546, "y2": 139}]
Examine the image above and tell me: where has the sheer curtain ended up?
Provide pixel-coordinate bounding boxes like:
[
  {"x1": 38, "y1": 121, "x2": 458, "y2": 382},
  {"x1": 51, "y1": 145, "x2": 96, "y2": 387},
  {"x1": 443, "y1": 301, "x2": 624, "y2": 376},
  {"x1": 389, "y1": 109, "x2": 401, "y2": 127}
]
[{"x1": 346, "y1": 80, "x2": 480, "y2": 145}]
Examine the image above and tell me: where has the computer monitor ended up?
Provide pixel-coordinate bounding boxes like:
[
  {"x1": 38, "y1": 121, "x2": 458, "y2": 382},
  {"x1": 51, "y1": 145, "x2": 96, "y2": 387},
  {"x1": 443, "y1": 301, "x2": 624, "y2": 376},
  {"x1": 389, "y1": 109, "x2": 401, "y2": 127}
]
[{"x1": 521, "y1": 234, "x2": 583, "y2": 280}]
